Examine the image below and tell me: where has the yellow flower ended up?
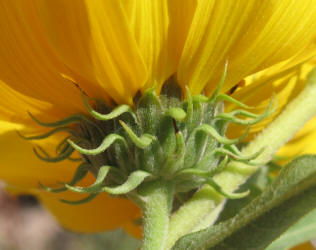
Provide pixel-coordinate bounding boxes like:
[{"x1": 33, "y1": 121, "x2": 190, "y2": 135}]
[
  {"x1": 277, "y1": 116, "x2": 316, "y2": 159},
  {"x1": 0, "y1": 0, "x2": 316, "y2": 236}
]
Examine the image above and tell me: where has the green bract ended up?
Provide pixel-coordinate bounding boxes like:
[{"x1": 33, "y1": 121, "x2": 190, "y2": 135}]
[{"x1": 22, "y1": 75, "x2": 272, "y2": 206}]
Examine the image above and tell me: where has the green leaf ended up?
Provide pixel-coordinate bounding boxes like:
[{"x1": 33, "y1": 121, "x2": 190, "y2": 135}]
[
  {"x1": 165, "y1": 108, "x2": 186, "y2": 121},
  {"x1": 216, "y1": 166, "x2": 270, "y2": 223},
  {"x1": 104, "y1": 170, "x2": 151, "y2": 195},
  {"x1": 266, "y1": 209, "x2": 316, "y2": 250},
  {"x1": 82, "y1": 91, "x2": 137, "y2": 121},
  {"x1": 172, "y1": 155, "x2": 316, "y2": 250},
  {"x1": 67, "y1": 134, "x2": 126, "y2": 155},
  {"x1": 65, "y1": 166, "x2": 111, "y2": 193},
  {"x1": 119, "y1": 121, "x2": 156, "y2": 149}
]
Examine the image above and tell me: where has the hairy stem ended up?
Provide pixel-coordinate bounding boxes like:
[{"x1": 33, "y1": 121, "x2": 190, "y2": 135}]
[
  {"x1": 140, "y1": 180, "x2": 174, "y2": 250},
  {"x1": 165, "y1": 187, "x2": 222, "y2": 249}
]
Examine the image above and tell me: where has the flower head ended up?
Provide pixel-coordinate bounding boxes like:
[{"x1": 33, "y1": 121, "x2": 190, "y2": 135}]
[{"x1": 0, "y1": 0, "x2": 316, "y2": 236}]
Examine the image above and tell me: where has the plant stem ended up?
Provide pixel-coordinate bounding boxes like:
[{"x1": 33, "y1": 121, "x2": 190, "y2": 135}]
[
  {"x1": 167, "y1": 67, "x2": 316, "y2": 247},
  {"x1": 140, "y1": 180, "x2": 174, "y2": 250},
  {"x1": 165, "y1": 186, "x2": 222, "y2": 249}
]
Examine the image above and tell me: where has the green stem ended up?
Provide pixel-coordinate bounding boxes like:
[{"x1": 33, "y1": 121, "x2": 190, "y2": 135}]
[
  {"x1": 167, "y1": 67, "x2": 316, "y2": 247},
  {"x1": 140, "y1": 180, "x2": 174, "y2": 250},
  {"x1": 165, "y1": 186, "x2": 222, "y2": 249}
]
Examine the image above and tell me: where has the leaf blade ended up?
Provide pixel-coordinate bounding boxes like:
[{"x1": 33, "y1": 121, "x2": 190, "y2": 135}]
[
  {"x1": 172, "y1": 155, "x2": 316, "y2": 250},
  {"x1": 266, "y1": 209, "x2": 316, "y2": 250}
]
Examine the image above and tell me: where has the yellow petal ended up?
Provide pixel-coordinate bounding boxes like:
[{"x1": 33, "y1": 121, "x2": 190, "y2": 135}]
[
  {"x1": 123, "y1": 0, "x2": 196, "y2": 92},
  {"x1": 241, "y1": 37, "x2": 316, "y2": 87},
  {"x1": 0, "y1": 127, "x2": 141, "y2": 232},
  {"x1": 0, "y1": 130, "x2": 76, "y2": 188},
  {"x1": 123, "y1": 220, "x2": 142, "y2": 239},
  {"x1": 227, "y1": 62, "x2": 315, "y2": 139},
  {"x1": 0, "y1": 80, "x2": 74, "y2": 131},
  {"x1": 37, "y1": 191, "x2": 141, "y2": 233},
  {"x1": 37, "y1": 0, "x2": 147, "y2": 105},
  {"x1": 291, "y1": 242, "x2": 315, "y2": 250},
  {"x1": 0, "y1": 120, "x2": 23, "y2": 135},
  {"x1": 177, "y1": 0, "x2": 316, "y2": 96},
  {"x1": 0, "y1": 1, "x2": 85, "y2": 114},
  {"x1": 277, "y1": 116, "x2": 316, "y2": 158}
]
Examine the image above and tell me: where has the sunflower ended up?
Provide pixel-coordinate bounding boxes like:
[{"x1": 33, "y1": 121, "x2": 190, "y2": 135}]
[{"x1": 1, "y1": 0, "x2": 316, "y2": 245}]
